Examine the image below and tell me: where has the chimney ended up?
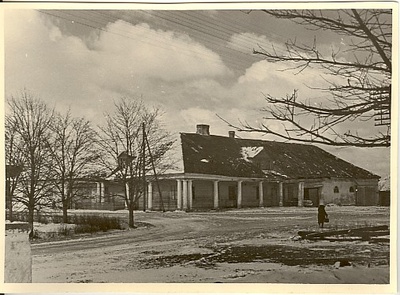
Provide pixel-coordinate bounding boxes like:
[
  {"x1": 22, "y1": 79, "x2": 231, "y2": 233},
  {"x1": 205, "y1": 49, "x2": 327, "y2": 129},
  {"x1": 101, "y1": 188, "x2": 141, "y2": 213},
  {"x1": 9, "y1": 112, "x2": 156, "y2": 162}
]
[
  {"x1": 228, "y1": 131, "x2": 235, "y2": 138},
  {"x1": 196, "y1": 124, "x2": 210, "y2": 136}
]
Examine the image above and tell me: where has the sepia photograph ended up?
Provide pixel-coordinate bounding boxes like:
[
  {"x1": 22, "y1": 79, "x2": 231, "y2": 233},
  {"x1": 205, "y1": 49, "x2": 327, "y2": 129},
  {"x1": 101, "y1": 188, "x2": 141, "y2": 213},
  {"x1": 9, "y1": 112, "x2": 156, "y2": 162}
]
[{"x1": 1, "y1": 1, "x2": 397, "y2": 292}]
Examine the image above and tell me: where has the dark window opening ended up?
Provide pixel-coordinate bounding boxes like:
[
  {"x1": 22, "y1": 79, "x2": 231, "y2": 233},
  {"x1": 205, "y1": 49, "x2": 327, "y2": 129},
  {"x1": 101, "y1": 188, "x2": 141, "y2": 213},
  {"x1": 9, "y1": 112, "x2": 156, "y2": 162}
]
[
  {"x1": 334, "y1": 186, "x2": 339, "y2": 193},
  {"x1": 228, "y1": 186, "x2": 237, "y2": 201},
  {"x1": 170, "y1": 185, "x2": 176, "y2": 200}
]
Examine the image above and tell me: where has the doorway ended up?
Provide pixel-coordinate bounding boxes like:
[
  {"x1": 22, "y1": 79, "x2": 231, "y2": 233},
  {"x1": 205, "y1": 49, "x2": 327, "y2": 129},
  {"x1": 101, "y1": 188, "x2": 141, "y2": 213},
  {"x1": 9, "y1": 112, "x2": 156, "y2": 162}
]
[{"x1": 304, "y1": 187, "x2": 320, "y2": 207}]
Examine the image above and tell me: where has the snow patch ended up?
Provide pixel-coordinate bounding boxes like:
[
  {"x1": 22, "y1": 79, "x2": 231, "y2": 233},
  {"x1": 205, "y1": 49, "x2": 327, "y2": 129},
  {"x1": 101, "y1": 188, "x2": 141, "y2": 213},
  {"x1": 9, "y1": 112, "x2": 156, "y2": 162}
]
[
  {"x1": 262, "y1": 169, "x2": 288, "y2": 178},
  {"x1": 241, "y1": 146, "x2": 264, "y2": 161},
  {"x1": 191, "y1": 147, "x2": 199, "y2": 153},
  {"x1": 33, "y1": 222, "x2": 76, "y2": 233},
  {"x1": 379, "y1": 175, "x2": 390, "y2": 191},
  {"x1": 200, "y1": 158, "x2": 209, "y2": 163}
]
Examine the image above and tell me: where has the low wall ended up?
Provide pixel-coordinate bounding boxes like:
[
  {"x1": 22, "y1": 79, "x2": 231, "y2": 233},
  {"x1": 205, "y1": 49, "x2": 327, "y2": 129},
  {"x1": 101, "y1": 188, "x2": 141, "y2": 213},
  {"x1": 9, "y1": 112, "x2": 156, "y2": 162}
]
[{"x1": 5, "y1": 222, "x2": 32, "y2": 283}]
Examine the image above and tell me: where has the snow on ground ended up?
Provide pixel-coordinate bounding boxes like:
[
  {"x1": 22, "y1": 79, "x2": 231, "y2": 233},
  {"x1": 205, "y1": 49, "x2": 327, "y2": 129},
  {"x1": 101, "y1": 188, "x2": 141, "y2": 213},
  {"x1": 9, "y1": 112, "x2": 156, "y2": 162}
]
[
  {"x1": 28, "y1": 205, "x2": 391, "y2": 286},
  {"x1": 33, "y1": 222, "x2": 75, "y2": 232}
]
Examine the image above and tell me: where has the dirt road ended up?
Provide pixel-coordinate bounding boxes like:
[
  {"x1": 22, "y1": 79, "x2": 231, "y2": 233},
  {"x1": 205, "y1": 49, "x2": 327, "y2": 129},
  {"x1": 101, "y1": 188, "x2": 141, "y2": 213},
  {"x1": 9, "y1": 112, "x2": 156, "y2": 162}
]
[{"x1": 31, "y1": 206, "x2": 391, "y2": 283}]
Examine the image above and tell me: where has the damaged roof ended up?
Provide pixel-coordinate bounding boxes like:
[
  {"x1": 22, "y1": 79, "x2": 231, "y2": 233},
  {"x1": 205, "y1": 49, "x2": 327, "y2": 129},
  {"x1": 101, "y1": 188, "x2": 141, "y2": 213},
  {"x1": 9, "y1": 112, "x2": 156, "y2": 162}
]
[{"x1": 181, "y1": 133, "x2": 379, "y2": 180}]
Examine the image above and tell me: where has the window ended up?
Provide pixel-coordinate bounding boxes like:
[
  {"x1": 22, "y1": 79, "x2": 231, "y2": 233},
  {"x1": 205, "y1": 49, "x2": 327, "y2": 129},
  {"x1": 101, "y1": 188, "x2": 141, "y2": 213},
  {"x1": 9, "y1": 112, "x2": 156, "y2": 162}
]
[
  {"x1": 170, "y1": 185, "x2": 176, "y2": 200},
  {"x1": 349, "y1": 186, "x2": 355, "y2": 193},
  {"x1": 334, "y1": 186, "x2": 339, "y2": 193}
]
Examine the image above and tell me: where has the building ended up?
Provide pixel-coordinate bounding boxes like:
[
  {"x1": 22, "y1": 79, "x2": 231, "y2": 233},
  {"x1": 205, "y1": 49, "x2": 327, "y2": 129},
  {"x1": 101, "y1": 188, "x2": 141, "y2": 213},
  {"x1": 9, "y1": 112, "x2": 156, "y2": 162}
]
[
  {"x1": 87, "y1": 124, "x2": 380, "y2": 211},
  {"x1": 141, "y1": 124, "x2": 380, "y2": 211},
  {"x1": 72, "y1": 179, "x2": 126, "y2": 211},
  {"x1": 378, "y1": 175, "x2": 390, "y2": 206}
]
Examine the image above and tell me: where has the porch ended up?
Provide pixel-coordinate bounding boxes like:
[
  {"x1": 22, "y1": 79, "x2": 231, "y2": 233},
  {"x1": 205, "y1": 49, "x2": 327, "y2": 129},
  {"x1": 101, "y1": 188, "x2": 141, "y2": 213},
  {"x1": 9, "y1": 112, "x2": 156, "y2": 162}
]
[{"x1": 145, "y1": 175, "x2": 310, "y2": 211}]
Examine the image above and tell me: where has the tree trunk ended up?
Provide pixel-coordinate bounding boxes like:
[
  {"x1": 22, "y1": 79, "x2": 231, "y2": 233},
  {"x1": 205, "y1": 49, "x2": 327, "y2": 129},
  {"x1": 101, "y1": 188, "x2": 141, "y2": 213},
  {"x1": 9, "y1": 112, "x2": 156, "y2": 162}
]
[
  {"x1": 7, "y1": 180, "x2": 13, "y2": 222},
  {"x1": 28, "y1": 198, "x2": 35, "y2": 239},
  {"x1": 63, "y1": 180, "x2": 73, "y2": 224},
  {"x1": 128, "y1": 204, "x2": 135, "y2": 228},
  {"x1": 8, "y1": 197, "x2": 13, "y2": 222},
  {"x1": 62, "y1": 198, "x2": 68, "y2": 223}
]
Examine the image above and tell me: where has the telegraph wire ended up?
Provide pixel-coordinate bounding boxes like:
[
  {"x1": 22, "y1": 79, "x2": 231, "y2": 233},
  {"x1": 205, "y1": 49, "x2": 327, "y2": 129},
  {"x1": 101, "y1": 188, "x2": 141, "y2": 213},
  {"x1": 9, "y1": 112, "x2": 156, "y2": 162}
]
[
  {"x1": 90, "y1": 9, "x2": 260, "y2": 71},
  {"x1": 88, "y1": 10, "x2": 259, "y2": 72},
  {"x1": 38, "y1": 10, "x2": 238, "y2": 74},
  {"x1": 37, "y1": 9, "x2": 288, "y2": 79},
  {"x1": 166, "y1": 10, "x2": 288, "y2": 54}
]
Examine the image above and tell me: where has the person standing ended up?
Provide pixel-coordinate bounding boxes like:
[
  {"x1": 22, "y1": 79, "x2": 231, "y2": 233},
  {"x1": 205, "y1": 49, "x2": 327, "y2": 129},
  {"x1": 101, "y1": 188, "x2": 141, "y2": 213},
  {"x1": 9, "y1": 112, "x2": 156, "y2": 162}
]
[{"x1": 318, "y1": 205, "x2": 328, "y2": 228}]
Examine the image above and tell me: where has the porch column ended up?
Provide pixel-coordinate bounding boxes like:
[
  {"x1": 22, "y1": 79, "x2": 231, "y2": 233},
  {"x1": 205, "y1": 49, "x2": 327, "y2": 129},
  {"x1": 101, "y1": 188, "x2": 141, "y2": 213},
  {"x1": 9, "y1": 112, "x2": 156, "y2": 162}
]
[
  {"x1": 182, "y1": 180, "x2": 188, "y2": 210},
  {"x1": 101, "y1": 182, "x2": 105, "y2": 202},
  {"x1": 259, "y1": 181, "x2": 264, "y2": 207},
  {"x1": 237, "y1": 180, "x2": 243, "y2": 208},
  {"x1": 298, "y1": 181, "x2": 304, "y2": 207},
  {"x1": 96, "y1": 182, "x2": 101, "y2": 202},
  {"x1": 213, "y1": 180, "x2": 219, "y2": 209},
  {"x1": 278, "y1": 182, "x2": 283, "y2": 207},
  {"x1": 176, "y1": 180, "x2": 182, "y2": 210},
  {"x1": 147, "y1": 182, "x2": 153, "y2": 210},
  {"x1": 188, "y1": 180, "x2": 193, "y2": 210}
]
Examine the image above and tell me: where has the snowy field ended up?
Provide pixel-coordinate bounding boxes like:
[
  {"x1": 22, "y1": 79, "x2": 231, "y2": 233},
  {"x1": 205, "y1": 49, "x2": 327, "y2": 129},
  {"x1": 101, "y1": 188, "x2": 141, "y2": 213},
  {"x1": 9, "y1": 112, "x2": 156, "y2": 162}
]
[{"x1": 30, "y1": 206, "x2": 391, "y2": 284}]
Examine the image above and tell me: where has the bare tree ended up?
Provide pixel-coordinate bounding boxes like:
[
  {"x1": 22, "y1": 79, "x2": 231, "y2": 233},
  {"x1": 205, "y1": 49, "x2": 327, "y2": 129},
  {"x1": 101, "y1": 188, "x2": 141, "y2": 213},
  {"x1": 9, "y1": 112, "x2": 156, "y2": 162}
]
[
  {"x1": 6, "y1": 91, "x2": 55, "y2": 237},
  {"x1": 97, "y1": 98, "x2": 174, "y2": 228},
  {"x1": 5, "y1": 118, "x2": 24, "y2": 222},
  {"x1": 48, "y1": 110, "x2": 100, "y2": 223},
  {"x1": 234, "y1": 9, "x2": 391, "y2": 147}
]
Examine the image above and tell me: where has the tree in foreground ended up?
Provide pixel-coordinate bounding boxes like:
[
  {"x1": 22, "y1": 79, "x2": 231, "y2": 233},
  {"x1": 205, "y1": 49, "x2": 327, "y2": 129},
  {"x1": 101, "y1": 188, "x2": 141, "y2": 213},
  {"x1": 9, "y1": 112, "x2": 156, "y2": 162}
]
[
  {"x1": 48, "y1": 110, "x2": 100, "y2": 223},
  {"x1": 98, "y1": 98, "x2": 174, "y2": 228},
  {"x1": 5, "y1": 118, "x2": 24, "y2": 222},
  {"x1": 6, "y1": 91, "x2": 55, "y2": 237},
  {"x1": 235, "y1": 9, "x2": 391, "y2": 147}
]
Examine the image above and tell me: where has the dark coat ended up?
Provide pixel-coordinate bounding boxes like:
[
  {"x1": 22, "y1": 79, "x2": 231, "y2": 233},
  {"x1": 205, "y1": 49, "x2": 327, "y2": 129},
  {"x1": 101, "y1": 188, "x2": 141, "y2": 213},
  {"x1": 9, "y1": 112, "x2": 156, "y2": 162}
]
[{"x1": 318, "y1": 205, "x2": 328, "y2": 223}]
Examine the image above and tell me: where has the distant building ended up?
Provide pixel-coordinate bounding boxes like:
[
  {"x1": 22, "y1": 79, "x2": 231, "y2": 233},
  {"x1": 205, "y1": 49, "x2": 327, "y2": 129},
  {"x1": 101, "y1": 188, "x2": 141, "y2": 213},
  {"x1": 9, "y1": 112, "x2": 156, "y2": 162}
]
[{"x1": 69, "y1": 179, "x2": 126, "y2": 211}]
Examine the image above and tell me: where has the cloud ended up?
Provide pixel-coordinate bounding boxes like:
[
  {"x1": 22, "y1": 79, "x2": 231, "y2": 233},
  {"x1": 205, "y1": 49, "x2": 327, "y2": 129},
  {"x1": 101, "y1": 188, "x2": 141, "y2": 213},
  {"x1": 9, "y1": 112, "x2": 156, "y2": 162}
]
[
  {"x1": 90, "y1": 20, "x2": 232, "y2": 83},
  {"x1": 5, "y1": 9, "x2": 232, "y2": 123},
  {"x1": 180, "y1": 107, "x2": 217, "y2": 128},
  {"x1": 4, "y1": 9, "x2": 389, "y2": 178}
]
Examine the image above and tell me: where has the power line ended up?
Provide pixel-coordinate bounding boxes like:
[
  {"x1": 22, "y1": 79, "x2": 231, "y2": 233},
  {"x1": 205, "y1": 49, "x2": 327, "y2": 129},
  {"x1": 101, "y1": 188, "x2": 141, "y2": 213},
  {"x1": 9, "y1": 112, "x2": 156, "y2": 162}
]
[
  {"x1": 38, "y1": 9, "x2": 284, "y2": 78},
  {"x1": 92, "y1": 10, "x2": 261, "y2": 72},
  {"x1": 38, "y1": 10, "x2": 236, "y2": 75}
]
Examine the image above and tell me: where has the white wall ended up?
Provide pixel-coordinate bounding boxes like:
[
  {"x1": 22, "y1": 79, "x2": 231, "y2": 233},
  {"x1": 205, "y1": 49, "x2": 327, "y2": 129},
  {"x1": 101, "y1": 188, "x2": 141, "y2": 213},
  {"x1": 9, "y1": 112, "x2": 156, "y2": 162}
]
[
  {"x1": 5, "y1": 226, "x2": 32, "y2": 283},
  {"x1": 320, "y1": 178, "x2": 378, "y2": 205}
]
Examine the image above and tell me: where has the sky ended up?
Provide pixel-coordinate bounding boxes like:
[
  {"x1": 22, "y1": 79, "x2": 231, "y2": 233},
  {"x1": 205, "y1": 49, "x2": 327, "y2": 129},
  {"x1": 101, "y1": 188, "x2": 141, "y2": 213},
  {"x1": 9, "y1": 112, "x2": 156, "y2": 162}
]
[{"x1": 3, "y1": 6, "x2": 392, "y2": 177}]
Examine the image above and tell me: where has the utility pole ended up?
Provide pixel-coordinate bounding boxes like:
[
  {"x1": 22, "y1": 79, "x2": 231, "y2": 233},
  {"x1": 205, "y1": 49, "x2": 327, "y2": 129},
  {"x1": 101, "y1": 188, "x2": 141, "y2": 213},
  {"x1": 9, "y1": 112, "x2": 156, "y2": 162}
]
[{"x1": 144, "y1": 128, "x2": 165, "y2": 212}]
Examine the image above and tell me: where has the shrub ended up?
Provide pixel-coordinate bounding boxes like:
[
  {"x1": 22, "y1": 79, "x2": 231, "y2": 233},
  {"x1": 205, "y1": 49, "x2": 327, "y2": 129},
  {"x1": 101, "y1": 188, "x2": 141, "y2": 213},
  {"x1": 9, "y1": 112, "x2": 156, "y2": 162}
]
[
  {"x1": 58, "y1": 225, "x2": 73, "y2": 236},
  {"x1": 52, "y1": 215, "x2": 64, "y2": 224},
  {"x1": 72, "y1": 214, "x2": 122, "y2": 234},
  {"x1": 37, "y1": 213, "x2": 49, "y2": 224},
  {"x1": 10, "y1": 211, "x2": 122, "y2": 236}
]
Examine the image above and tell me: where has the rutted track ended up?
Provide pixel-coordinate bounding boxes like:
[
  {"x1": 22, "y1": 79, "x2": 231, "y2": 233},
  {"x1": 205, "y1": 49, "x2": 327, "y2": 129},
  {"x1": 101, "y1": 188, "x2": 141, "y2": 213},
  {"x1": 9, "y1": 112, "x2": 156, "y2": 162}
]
[
  {"x1": 32, "y1": 213, "x2": 208, "y2": 254},
  {"x1": 31, "y1": 207, "x2": 391, "y2": 283}
]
